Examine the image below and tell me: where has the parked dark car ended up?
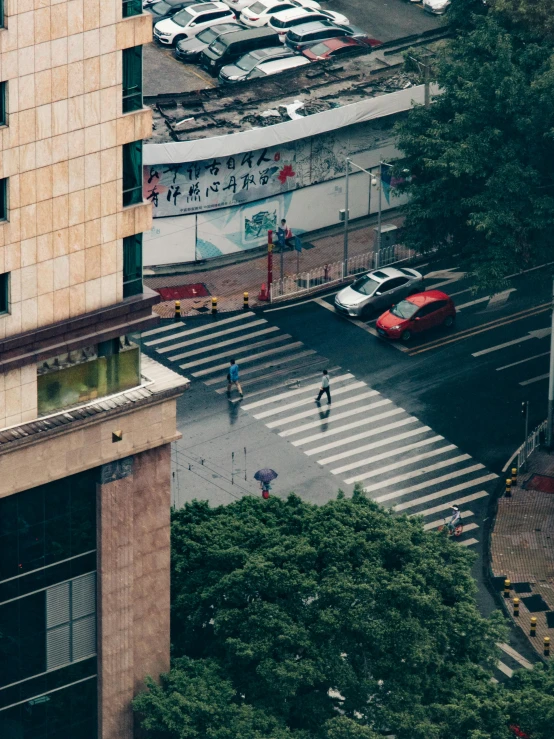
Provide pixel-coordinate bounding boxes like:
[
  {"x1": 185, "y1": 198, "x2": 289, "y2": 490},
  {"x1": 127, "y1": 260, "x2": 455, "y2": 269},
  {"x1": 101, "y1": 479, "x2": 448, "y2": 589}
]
[
  {"x1": 285, "y1": 20, "x2": 376, "y2": 51},
  {"x1": 302, "y1": 35, "x2": 381, "y2": 61},
  {"x1": 200, "y1": 27, "x2": 281, "y2": 75},
  {"x1": 219, "y1": 45, "x2": 294, "y2": 82},
  {"x1": 175, "y1": 22, "x2": 241, "y2": 61}
]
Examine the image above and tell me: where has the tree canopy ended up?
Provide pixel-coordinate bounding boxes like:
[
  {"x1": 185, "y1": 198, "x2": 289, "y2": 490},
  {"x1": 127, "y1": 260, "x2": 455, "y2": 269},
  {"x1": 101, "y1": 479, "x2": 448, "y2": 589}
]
[
  {"x1": 395, "y1": 0, "x2": 554, "y2": 290},
  {"x1": 131, "y1": 489, "x2": 554, "y2": 739}
]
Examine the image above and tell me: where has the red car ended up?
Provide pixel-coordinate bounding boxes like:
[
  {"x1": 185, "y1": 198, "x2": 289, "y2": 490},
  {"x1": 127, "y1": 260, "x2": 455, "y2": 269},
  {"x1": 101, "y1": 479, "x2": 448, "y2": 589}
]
[
  {"x1": 302, "y1": 36, "x2": 381, "y2": 61},
  {"x1": 376, "y1": 290, "x2": 456, "y2": 342}
]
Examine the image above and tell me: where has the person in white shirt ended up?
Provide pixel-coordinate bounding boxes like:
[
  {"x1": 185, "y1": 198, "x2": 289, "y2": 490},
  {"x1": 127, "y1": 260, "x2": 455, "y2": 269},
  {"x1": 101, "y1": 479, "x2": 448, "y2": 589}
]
[{"x1": 315, "y1": 370, "x2": 331, "y2": 405}]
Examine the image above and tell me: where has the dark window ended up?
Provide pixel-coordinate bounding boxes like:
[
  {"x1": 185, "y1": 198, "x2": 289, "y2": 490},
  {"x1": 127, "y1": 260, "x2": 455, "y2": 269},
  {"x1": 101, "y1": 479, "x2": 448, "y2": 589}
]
[
  {"x1": 0, "y1": 82, "x2": 6, "y2": 126},
  {"x1": 416, "y1": 302, "x2": 442, "y2": 318},
  {"x1": 0, "y1": 1, "x2": 3, "y2": 28},
  {"x1": 46, "y1": 574, "x2": 96, "y2": 671},
  {"x1": 122, "y1": 140, "x2": 143, "y2": 207},
  {"x1": 0, "y1": 178, "x2": 7, "y2": 221},
  {"x1": 122, "y1": 0, "x2": 142, "y2": 17},
  {"x1": 123, "y1": 233, "x2": 143, "y2": 298},
  {"x1": 122, "y1": 46, "x2": 142, "y2": 114}
]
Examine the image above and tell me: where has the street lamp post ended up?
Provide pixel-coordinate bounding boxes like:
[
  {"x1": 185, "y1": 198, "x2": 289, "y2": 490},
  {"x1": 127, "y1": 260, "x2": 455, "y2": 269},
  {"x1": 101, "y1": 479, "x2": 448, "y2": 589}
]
[{"x1": 546, "y1": 277, "x2": 554, "y2": 449}]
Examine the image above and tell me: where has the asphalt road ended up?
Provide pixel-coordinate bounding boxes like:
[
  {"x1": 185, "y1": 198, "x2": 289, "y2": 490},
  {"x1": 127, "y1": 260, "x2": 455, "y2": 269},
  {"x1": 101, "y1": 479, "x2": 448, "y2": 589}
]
[
  {"x1": 140, "y1": 254, "x2": 553, "y2": 673},
  {"x1": 143, "y1": 0, "x2": 441, "y2": 96}
]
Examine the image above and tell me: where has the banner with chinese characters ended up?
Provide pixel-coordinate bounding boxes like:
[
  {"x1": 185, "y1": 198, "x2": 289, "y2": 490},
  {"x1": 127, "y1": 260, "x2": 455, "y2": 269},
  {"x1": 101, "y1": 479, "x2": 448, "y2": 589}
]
[{"x1": 143, "y1": 118, "x2": 400, "y2": 217}]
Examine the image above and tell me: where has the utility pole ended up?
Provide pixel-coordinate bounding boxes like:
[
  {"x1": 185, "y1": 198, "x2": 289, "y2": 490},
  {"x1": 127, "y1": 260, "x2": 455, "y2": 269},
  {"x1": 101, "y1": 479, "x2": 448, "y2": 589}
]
[
  {"x1": 522, "y1": 401, "x2": 530, "y2": 471},
  {"x1": 343, "y1": 157, "x2": 350, "y2": 266},
  {"x1": 424, "y1": 61, "x2": 430, "y2": 108},
  {"x1": 547, "y1": 277, "x2": 554, "y2": 449}
]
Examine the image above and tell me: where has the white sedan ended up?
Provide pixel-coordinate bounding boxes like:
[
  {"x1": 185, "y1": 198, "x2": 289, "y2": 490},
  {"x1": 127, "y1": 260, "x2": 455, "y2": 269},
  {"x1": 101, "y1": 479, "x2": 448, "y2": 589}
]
[
  {"x1": 269, "y1": 7, "x2": 349, "y2": 41},
  {"x1": 153, "y1": 1, "x2": 235, "y2": 46},
  {"x1": 240, "y1": 0, "x2": 320, "y2": 28}
]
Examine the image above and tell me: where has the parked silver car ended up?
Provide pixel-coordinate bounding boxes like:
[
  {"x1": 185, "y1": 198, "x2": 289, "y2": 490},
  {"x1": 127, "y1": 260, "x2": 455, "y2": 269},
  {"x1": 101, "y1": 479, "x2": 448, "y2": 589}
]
[{"x1": 334, "y1": 266, "x2": 424, "y2": 318}]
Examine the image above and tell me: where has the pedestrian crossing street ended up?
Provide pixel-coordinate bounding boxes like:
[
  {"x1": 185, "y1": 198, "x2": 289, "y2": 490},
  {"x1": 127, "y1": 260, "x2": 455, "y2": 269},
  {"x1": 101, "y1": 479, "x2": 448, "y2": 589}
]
[{"x1": 143, "y1": 312, "x2": 499, "y2": 550}]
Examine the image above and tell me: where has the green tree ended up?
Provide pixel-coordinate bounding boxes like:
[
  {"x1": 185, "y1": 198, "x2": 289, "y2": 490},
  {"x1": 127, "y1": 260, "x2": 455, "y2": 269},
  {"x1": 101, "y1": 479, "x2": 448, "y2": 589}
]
[
  {"x1": 159, "y1": 489, "x2": 508, "y2": 738},
  {"x1": 492, "y1": 0, "x2": 554, "y2": 40},
  {"x1": 505, "y1": 662, "x2": 554, "y2": 738},
  {"x1": 396, "y1": 7, "x2": 554, "y2": 290}
]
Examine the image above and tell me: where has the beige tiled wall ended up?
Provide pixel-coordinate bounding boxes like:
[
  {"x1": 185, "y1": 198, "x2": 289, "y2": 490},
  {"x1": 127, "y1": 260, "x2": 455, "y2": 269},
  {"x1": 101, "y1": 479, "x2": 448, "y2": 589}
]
[
  {"x1": 0, "y1": 362, "x2": 37, "y2": 427},
  {"x1": 0, "y1": 3, "x2": 153, "y2": 341}
]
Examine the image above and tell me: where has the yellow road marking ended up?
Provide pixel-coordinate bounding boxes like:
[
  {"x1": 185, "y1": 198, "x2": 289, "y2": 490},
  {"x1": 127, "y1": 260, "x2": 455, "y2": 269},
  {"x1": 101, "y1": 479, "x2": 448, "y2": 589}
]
[
  {"x1": 407, "y1": 303, "x2": 551, "y2": 356},
  {"x1": 184, "y1": 65, "x2": 216, "y2": 88}
]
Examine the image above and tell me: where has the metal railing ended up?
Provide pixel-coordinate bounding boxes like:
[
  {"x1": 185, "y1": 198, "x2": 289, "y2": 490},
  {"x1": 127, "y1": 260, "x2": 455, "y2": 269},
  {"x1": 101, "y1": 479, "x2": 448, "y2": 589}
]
[
  {"x1": 517, "y1": 420, "x2": 547, "y2": 471},
  {"x1": 270, "y1": 244, "x2": 415, "y2": 303}
]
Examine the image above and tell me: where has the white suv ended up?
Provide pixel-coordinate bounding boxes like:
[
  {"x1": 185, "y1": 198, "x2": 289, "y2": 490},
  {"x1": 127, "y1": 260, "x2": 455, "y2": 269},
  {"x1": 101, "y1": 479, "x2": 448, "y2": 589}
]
[{"x1": 154, "y1": 2, "x2": 236, "y2": 46}]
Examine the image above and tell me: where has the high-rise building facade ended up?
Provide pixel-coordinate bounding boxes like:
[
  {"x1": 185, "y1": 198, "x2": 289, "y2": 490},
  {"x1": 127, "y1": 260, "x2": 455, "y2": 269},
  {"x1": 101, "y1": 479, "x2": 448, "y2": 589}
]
[{"x1": 0, "y1": 0, "x2": 186, "y2": 737}]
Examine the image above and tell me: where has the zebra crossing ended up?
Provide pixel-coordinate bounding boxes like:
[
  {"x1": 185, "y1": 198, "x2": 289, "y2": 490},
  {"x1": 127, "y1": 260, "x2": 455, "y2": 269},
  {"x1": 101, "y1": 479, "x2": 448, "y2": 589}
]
[
  {"x1": 142, "y1": 312, "x2": 535, "y2": 679},
  {"x1": 142, "y1": 313, "x2": 498, "y2": 549}
]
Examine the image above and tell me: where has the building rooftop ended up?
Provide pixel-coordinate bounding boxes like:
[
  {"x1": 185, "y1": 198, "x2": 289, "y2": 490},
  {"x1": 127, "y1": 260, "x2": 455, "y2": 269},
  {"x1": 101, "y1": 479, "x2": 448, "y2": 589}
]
[
  {"x1": 145, "y1": 29, "x2": 447, "y2": 144},
  {"x1": 0, "y1": 355, "x2": 189, "y2": 449}
]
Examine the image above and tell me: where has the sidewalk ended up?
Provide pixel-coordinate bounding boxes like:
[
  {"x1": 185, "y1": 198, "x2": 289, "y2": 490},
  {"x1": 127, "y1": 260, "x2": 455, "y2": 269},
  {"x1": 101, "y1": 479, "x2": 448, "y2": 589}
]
[
  {"x1": 145, "y1": 213, "x2": 404, "y2": 318},
  {"x1": 491, "y1": 446, "x2": 554, "y2": 658}
]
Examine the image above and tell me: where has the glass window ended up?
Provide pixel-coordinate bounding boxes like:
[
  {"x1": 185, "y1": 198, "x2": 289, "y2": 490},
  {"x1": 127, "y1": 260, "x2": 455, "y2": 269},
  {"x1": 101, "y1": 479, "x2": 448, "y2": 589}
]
[
  {"x1": 122, "y1": 46, "x2": 142, "y2": 114},
  {"x1": 122, "y1": 0, "x2": 142, "y2": 17},
  {"x1": 122, "y1": 140, "x2": 143, "y2": 207},
  {"x1": 390, "y1": 300, "x2": 419, "y2": 320},
  {"x1": 248, "y1": 2, "x2": 267, "y2": 12},
  {"x1": 0, "y1": 0, "x2": 3, "y2": 28},
  {"x1": 350, "y1": 274, "x2": 379, "y2": 296},
  {"x1": 0, "y1": 178, "x2": 7, "y2": 221},
  {"x1": 172, "y1": 7, "x2": 193, "y2": 25},
  {"x1": 46, "y1": 574, "x2": 96, "y2": 671},
  {"x1": 37, "y1": 336, "x2": 141, "y2": 415},
  {"x1": 123, "y1": 234, "x2": 143, "y2": 298},
  {"x1": 0, "y1": 82, "x2": 6, "y2": 126}
]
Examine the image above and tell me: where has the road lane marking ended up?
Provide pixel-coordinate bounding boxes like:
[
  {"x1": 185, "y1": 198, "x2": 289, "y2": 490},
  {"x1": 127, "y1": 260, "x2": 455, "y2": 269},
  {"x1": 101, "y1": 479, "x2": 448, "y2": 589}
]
[
  {"x1": 242, "y1": 373, "x2": 354, "y2": 409},
  {"x1": 408, "y1": 490, "x2": 489, "y2": 519},
  {"x1": 496, "y1": 661, "x2": 514, "y2": 678},
  {"x1": 179, "y1": 334, "x2": 292, "y2": 369},
  {"x1": 390, "y1": 473, "x2": 497, "y2": 511},
  {"x1": 157, "y1": 319, "x2": 268, "y2": 353},
  {"x1": 291, "y1": 408, "x2": 406, "y2": 446},
  {"x1": 520, "y1": 373, "x2": 549, "y2": 386},
  {"x1": 268, "y1": 392, "x2": 381, "y2": 429},
  {"x1": 423, "y1": 510, "x2": 475, "y2": 530},
  {"x1": 278, "y1": 398, "x2": 388, "y2": 435},
  {"x1": 333, "y1": 439, "x2": 449, "y2": 476},
  {"x1": 461, "y1": 538, "x2": 478, "y2": 547},
  {"x1": 252, "y1": 381, "x2": 366, "y2": 418},
  {"x1": 170, "y1": 326, "x2": 281, "y2": 361},
  {"x1": 191, "y1": 341, "x2": 304, "y2": 377},
  {"x1": 356, "y1": 452, "x2": 469, "y2": 490},
  {"x1": 472, "y1": 327, "x2": 550, "y2": 357},
  {"x1": 496, "y1": 352, "x2": 550, "y2": 371},
  {"x1": 498, "y1": 643, "x2": 533, "y2": 670},
  {"x1": 407, "y1": 303, "x2": 551, "y2": 355},
  {"x1": 318, "y1": 426, "x2": 433, "y2": 465},
  {"x1": 145, "y1": 311, "x2": 257, "y2": 345},
  {"x1": 304, "y1": 417, "x2": 418, "y2": 455},
  {"x1": 142, "y1": 322, "x2": 185, "y2": 337},
  {"x1": 456, "y1": 289, "x2": 516, "y2": 311},
  {"x1": 203, "y1": 350, "x2": 316, "y2": 384},
  {"x1": 330, "y1": 435, "x2": 442, "y2": 474}
]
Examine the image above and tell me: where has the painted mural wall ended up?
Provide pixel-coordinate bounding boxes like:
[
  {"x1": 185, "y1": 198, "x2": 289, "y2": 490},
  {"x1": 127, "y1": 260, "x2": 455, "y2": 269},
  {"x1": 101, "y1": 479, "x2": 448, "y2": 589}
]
[{"x1": 143, "y1": 114, "x2": 408, "y2": 266}]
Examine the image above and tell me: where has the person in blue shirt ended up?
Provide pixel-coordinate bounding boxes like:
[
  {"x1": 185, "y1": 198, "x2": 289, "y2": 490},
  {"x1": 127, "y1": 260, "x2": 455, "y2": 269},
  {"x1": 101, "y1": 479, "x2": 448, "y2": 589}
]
[{"x1": 227, "y1": 358, "x2": 243, "y2": 398}]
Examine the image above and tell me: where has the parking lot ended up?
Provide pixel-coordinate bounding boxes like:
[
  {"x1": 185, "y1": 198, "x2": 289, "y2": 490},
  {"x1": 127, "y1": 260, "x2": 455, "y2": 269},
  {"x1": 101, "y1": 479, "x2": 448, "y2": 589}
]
[{"x1": 143, "y1": 0, "x2": 442, "y2": 96}]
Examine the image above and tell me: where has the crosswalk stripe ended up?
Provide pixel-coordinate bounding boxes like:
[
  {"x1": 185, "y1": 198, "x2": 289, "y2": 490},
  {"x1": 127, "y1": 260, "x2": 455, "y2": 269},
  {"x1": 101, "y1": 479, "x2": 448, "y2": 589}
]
[
  {"x1": 179, "y1": 334, "x2": 293, "y2": 370},
  {"x1": 374, "y1": 465, "x2": 487, "y2": 504},
  {"x1": 408, "y1": 490, "x2": 489, "y2": 519},
  {"x1": 203, "y1": 350, "x2": 317, "y2": 385},
  {"x1": 330, "y1": 435, "x2": 444, "y2": 475},
  {"x1": 423, "y1": 510, "x2": 474, "y2": 530},
  {"x1": 242, "y1": 373, "x2": 354, "y2": 409},
  {"x1": 430, "y1": 521, "x2": 479, "y2": 535},
  {"x1": 217, "y1": 363, "x2": 340, "y2": 395},
  {"x1": 350, "y1": 451, "x2": 468, "y2": 488},
  {"x1": 157, "y1": 319, "x2": 268, "y2": 353},
  {"x1": 268, "y1": 392, "x2": 381, "y2": 429},
  {"x1": 253, "y1": 382, "x2": 367, "y2": 419},
  {"x1": 498, "y1": 643, "x2": 533, "y2": 670},
  {"x1": 318, "y1": 426, "x2": 433, "y2": 465},
  {"x1": 278, "y1": 398, "x2": 389, "y2": 436},
  {"x1": 496, "y1": 661, "x2": 514, "y2": 678},
  {"x1": 304, "y1": 417, "x2": 418, "y2": 455},
  {"x1": 296, "y1": 408, "x2": 408, "y2": 448},
  {"x1": 460, "y1": 538, "x2": 479, "y2": 548},
  {"x1": 145, "y1": 311, "x2": 258, "y2": 346},
  {"x1": 390, "y1": 473, "x2": 497, "y2": 511},
  {"x1": 170, "y1": 326, "x2": 282, "y2": 361},
  {"x1": 142, "y1": 322, "x2": 185, "y2": 337},
  {"x1": 191, "y1": 342, "x2": 305, "y2": 377}
]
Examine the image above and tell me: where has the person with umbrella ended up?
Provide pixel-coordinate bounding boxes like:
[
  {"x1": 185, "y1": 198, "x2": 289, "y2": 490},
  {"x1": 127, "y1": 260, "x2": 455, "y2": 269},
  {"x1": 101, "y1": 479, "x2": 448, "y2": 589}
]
[{"x1": 254, "y1": 468, "x2": 278, "y2": 499}]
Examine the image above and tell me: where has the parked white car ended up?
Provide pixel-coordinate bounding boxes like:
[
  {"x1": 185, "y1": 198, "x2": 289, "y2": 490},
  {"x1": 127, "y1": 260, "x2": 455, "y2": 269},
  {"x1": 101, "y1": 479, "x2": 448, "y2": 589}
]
[
  {"x1": 240, "y1": 0, "x2": 320, "y2": 28},
  {"x1": 154, "y1": 2, "x2": 236, "y2": 46},
  {"x1": 269, "y1": 7, "x2": 349, "y2": 41},
  {"x1": 422, "y1": 0, "x2": 451, "y2": 13}
]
